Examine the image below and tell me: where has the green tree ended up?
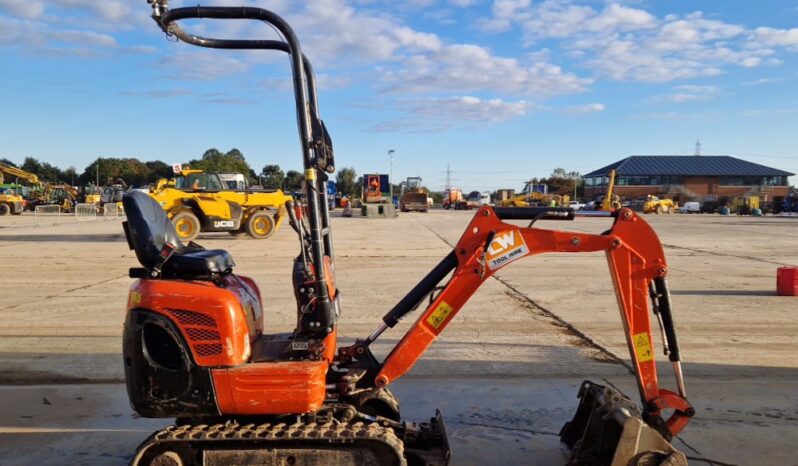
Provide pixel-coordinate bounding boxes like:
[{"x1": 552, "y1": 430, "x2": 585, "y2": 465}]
[
  {"x1": 284, "y1": 170, "x2": 304, "y2": 192},
  {"x1": 21, "y1": 157, "x2": 64, "y2": 182},
  {"x1": 188, "y1": 148, "x2": 255, "y2": 181},
  {"x1": 145, "y1": 160, "x2": 173, "y2": 183},
  {"x1": 335, "y1": 167, "x2": 357, "y2": 197},
  {"x1": 261, "y1": 164, "x2": 284, "y2": 189},
  {"x1": 78, "y1": 157, "x2": 152, "y2": 187},
  {"x1": 0, "y1": 158, "x2": 17, "y2": 168},
  {"x1": 355, "y1": 176, "x2": 364, "y2": 198},
  {"x1": 540, "y1": 167, "x2": 583, "y2": 197},
  {"x1": 63, "y1": 167, "x2": 78, "y2": 185}
]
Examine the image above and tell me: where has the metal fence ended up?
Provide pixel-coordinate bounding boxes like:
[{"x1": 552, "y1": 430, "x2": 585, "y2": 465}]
[
  {"x1": 74, "y1": 203, "x2": 98, "y2": 220},
  {"x1": 103, "y1": 203, "x2": 124, "y2": 217},
  {"x1": 34, "y1": 204, "x2": 62, "y2": 223}
]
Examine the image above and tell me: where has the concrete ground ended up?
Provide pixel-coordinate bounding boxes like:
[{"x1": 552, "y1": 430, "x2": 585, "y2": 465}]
[{"x1": 0, "y1": 209, "x2": 796, "y2": 465}]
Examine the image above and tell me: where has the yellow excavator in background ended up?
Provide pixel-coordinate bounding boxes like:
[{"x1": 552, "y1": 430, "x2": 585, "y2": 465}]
[
  {"x1": 501, "y1": 181, "x2": 571, "y2": 208},
  {"x1": 500, "y1": 181, "x2": 547, "y2": 207},
  {"x1": 598, "y1": 169, "x2": 622, "y2": 211},
  {"x1": 150, "y1": 168, "x2": 292, "y2": 241},
  {"x1": 42, "y1": 184, "x2": 80, "y2": 212},
  {"x1": 0, "y1": 162, "x2": 43, "y2": 215}
]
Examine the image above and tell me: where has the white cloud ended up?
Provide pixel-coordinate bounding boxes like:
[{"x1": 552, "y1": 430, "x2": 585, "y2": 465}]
[
  {"x1": 752, "y1": 27, "x2": 798, "y2": 49},
  {"x1": 159, "y1": 50, "x2": 251, "y2": 81},
  {"x1": 0, "y1": 0, "x2": 44, "y2": 19},
  {"x1": 479, "y1": 1, "x2": 789, "y2": 82},
  {"x1": 381, "y1": 43, "x2": 590, "y2": 97},
  {"x1": 370, "y1": 96, "x2": 529, "y2": 132},
  {"x1": 649, "y1": 84, "x2": 721, "y2": 103},
  {"x1": 564, "y1": 103, "x2": 605, "y2": 113},
  {"x1": 741, "y1": 77, "x2": 781, "y2": 86}
]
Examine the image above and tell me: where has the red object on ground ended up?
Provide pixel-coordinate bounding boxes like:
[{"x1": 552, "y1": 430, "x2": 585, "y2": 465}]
[{"x1": 777, "y1": 267, "x2": 798, "y2": 296}]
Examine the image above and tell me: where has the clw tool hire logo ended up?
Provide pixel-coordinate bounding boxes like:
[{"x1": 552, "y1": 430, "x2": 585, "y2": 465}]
[{"x1": 486, "y1": 230, "x2": 529, "y2": 271}]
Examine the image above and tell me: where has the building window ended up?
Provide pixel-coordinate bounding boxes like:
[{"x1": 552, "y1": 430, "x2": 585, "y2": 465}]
[{"x1": 763, "y1": 176, "x2": 787, "y2": 186}]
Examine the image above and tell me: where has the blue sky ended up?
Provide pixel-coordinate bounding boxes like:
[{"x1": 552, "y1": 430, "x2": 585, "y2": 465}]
[{"x1": 1, "y1": 0, "x2": 797, "y2": 191}]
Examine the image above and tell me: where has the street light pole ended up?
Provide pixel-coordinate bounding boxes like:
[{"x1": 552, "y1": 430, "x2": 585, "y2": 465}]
[{"x1": 388, "y1": 149, "x2": 395, "y2": 202}]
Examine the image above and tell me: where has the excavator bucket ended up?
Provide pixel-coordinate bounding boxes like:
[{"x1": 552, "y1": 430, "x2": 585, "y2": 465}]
[{"x1": 560, "y1": 381, "x2": 687, "y2": 466}]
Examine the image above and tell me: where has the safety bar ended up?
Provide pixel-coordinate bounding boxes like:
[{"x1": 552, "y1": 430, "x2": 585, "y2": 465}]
[
  {"x1": 493, "y1": 207, "x2": 574, "y2": 220},
  {"x1": 148, "y1": 0, "x2": 333, "y2": 313},
  {"x1": 149, "y1": 1, "x2": 319, "y2": 115}
]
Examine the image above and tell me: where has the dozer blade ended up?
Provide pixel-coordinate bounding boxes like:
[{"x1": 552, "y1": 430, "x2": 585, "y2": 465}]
[
  {"x1": 560, "y1": 381, "x2": 687, "y2": 466},
  {"x1": 403, "y1": 409, "x2": 451, "y2": 466}
]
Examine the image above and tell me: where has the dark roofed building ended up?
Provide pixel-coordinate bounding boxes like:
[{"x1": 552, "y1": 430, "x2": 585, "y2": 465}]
[{"x1": 584, "y1": 155, "x2": 794, "y2": 202}]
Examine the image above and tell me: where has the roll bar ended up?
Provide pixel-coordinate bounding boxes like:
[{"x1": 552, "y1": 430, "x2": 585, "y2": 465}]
[{"x1": 148, "y1": 0, "x2": 334, "y2": 314}]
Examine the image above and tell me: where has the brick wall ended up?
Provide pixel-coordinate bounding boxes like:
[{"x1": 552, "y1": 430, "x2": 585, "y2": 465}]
[{"x1": 585, "y1": 178, "x2": 790, "y2": 200}]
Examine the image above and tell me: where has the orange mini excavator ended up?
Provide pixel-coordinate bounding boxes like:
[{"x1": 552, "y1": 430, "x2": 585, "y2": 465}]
[{"x1": 122, "y1": 3, "x2": 693, "y2": 465}]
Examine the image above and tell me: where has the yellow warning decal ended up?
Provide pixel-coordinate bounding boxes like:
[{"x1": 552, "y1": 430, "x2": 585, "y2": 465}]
[
  {"x1": 426, "y1": 301, "x2": 454, "y2": 330},
  {"x1": 129, "y1": 291, "x2": 142, "y2": 306},
  {"x1": 305, "y1": 168, "x2": 317, "y2": 182},
  {"x1": 633, "y1": 332, "x2": 653, "y2": 363}
]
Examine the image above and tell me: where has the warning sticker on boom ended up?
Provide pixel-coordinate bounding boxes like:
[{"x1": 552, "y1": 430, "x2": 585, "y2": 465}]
[
  {"x1": 633, "y1": 332, "x2": 653, "y2": 363},
  {"x1": 485, "y1": 230, "x2": 529, "y2": 271},
  {"x1": 426, "y1": 301, "x2": 454, "y2": 330}
]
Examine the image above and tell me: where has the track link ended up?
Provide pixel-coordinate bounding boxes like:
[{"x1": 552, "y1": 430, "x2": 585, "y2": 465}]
[{"x1": 130, "y1": 419, "x2": 406, "y2": 466}]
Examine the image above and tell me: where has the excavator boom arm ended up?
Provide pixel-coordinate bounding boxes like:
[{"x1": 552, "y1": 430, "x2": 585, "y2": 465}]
[
  {"x1": 371, "y1": 205, "x2": 692, "y2": 437},
  {"x1": 0, "y1": 162, "x2": 42, "y2": 187}
]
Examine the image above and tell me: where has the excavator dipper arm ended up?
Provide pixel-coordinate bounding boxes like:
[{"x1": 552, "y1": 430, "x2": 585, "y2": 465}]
[{"x1": 368, "y1": 206, "x2": 693, "y2": 438}]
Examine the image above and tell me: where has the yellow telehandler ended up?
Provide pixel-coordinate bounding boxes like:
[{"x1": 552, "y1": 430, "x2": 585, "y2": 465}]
[
  {"x1": 150, "y1": 169, "x2": 292, "y2": 241},
  {"x1": 0, "y1": 162, "x2": 41, "y2": 215},
  {"x1": 643, "y1": 195, "x2": 676, "y2": 214}
]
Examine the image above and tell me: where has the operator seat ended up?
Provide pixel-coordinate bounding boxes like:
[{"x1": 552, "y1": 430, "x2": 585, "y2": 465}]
[{"x1": 122, "y1": 191, "x2": 234, "y2": 276}]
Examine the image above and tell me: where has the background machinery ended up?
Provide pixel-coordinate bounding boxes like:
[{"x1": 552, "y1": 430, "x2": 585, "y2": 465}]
[
  {"x1": 0, "y1": 162, "x2": 42, "y2": 215},
  {"x1": 500, "y1": 182, "x2": 570, "y2": 208},
  {"x1": 150, "y1": 168, "x2": 292, "y2": 241},
  {"x1": 500, "y1": 181, "x2": 546, "y2": 207},
  {"x1": 597, "y1": 169, "x2": 622, "y2": 211},
  {"x1": 643, "y1": 195, "x2": 676, "y2": 214},
  {"x1": 362, "y1": 173, "x2": 390, "y2": 204},
  {"x1": 122, "y1": 4, "x2": 693, "y2": 465},
  {"x1": 0, "y1": 187, "x2": 24, "y2": 216},
  {"x1": 361, "y1": 173, "x2": 395, "y2": 217},
  {"x1": 442, "y1": 188, "x2": 464, "y2": 210},
  {"x1": 43, "y1": 184, "x2": 80, "y2": 212},
  {"x1": 729, "y1": 195, "x2": 761, "y2": 215},
  {"x1": 399, "y1": 177, "x2": 429, "y2": 212},
  {"x1": 99, "y1": 178, "x2": 128, "y2": 214}
]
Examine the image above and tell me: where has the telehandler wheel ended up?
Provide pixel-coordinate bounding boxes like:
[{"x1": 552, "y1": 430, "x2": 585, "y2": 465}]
[
  {"x1": 656, "y1": 205, "x2": 663, "y2": 214},
  {"x1": 0, "y1": 203, "x2": 10, "y2": 216},
  {"x1": 246, "y1": 211, "x2": 275, "y2": 239},
  {"x1": 172, "y1": 211, "x2": 201, "y2": 242}
]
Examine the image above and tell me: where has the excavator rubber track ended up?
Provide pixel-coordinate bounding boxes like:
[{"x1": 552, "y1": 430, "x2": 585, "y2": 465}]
[{"x1": 130, "y1": 419, "x2": 407, "y2": 466}]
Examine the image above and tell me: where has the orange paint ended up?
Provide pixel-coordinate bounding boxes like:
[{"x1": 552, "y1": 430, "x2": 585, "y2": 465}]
[
  {"x1": 128, "y1": 275, "x2": 260, "y2": 367},
  {"x1": 376, "y1": 206, "x2": 692, "y2": 435},
  {"x1": 212, "y1": 361, "x2": 328, "y2": 414}
]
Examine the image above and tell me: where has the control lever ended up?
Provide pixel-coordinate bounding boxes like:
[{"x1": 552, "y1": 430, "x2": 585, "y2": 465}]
[
  {"x1": 285, "y1": 200, "x2": 300, "y2": 235},
  {"x1": 286, "y1": 200, "x2": 311, "y2": 273}
]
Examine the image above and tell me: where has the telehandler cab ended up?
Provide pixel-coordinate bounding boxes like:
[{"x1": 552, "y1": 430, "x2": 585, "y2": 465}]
[{"x1": 122, "y1": 3, "x2": 693, "y2": 465}]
